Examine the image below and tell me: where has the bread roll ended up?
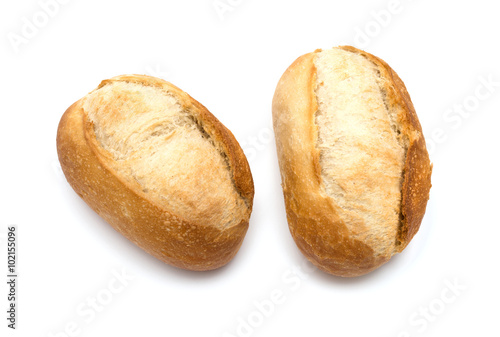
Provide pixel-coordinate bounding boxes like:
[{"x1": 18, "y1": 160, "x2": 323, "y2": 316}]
[
  {"x1": 57, "y1": 75, "x2": 254, "y2": 271},
  {"x1": 272, "y1": 46, "x2": 432, "y2": 277}
]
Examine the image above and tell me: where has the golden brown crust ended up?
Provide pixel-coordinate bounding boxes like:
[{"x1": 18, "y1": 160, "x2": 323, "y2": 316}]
[
  {"x1": 272, "y1": 47, "x2": 432, "y2": 277},
  {"x1": 57, "y1": 75, "x2": 253, "y2": 271}
]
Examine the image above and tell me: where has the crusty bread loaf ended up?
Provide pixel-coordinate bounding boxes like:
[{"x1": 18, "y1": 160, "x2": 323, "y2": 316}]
[
  {"x1": 57, "y1": 74, "x2": 254, "y2": 271},
  {"x1": 272, "y1": 46, "x2": 432, "y2": 277}
]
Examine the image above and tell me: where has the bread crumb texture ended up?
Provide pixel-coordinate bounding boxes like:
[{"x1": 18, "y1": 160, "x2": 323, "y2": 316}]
[
  {"x1": 314, "y1": 48, "x2": 406, "y2": 258},
  {"x1": 83, "y1": 81, "x2": 248, "y2": 230}
]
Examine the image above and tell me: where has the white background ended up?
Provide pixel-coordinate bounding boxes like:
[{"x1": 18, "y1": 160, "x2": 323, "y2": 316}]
[{"x1": 1, "y1": 0, "x2": 499, "y2": 336}]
